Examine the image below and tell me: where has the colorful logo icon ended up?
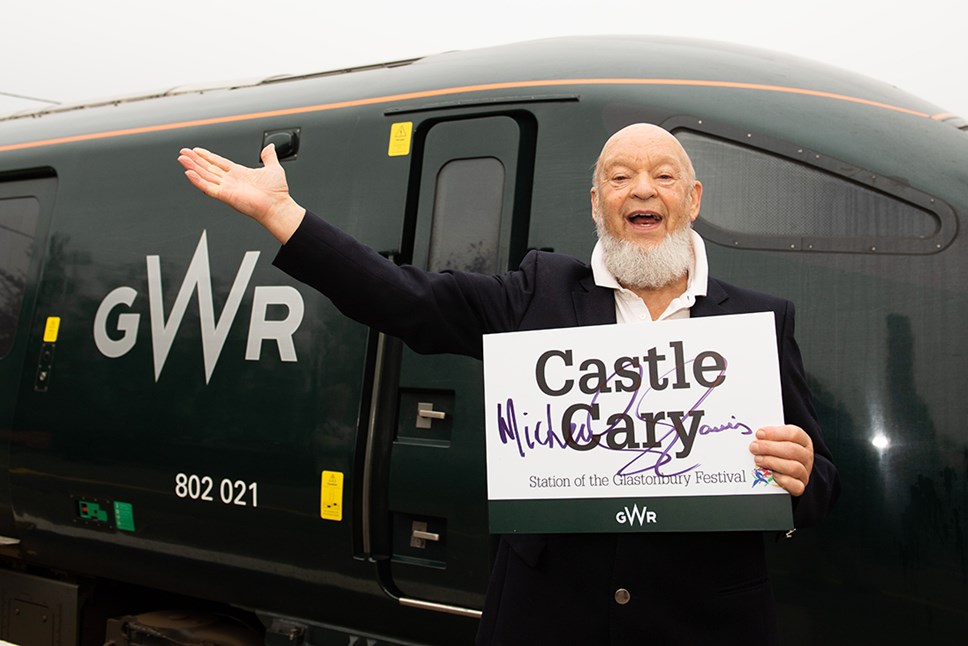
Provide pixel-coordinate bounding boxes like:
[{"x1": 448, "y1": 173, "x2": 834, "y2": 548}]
[{"x1": 752, "y1": 466, "x2": 777, "y2": 488}]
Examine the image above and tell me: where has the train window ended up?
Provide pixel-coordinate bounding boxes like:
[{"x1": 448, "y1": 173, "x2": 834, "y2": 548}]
[
  {"x1": 427, "y1": 157, "x2": 505, "y2": 273},
  {"x1": 677, "y1": 131, "x2": 942, "y2": 251},
  {"x1": 0, "y1": 197, "x2": 40, "y2": 358}
]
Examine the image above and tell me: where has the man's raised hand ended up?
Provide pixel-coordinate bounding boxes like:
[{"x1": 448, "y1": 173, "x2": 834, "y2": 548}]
[{"x1": 177, "y1": 144, "x2": 305, "y2": 243}]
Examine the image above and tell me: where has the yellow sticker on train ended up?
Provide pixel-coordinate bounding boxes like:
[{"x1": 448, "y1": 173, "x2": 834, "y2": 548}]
[
  {"x1": 320, "y1": 470, "x2": 344, "y2": 521},
  {"x1": 43, "y1": 316, "x2": 61, "y2": 343},
  {"x1": 387, "y1": 122, "x2": 413, "y2": 157}
]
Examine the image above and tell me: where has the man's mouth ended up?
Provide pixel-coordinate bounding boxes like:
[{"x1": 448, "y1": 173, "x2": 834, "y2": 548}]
[{"x1": 627, "y1": 212, "x2": 662, "y2": 224}]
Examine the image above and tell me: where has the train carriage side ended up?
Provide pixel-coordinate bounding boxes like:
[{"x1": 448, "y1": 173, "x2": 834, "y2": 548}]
[{"x1": 0, "y1": 67, "x2": 497, "y2": 645}]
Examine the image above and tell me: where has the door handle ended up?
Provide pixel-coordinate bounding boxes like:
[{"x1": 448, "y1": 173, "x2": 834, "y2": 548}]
[
  {"x1": 410, "y1": 520, "x2": 440, "y2": 548},
  {"x1": 416, "y1": 402, "x2": 447, "y2": 429}
]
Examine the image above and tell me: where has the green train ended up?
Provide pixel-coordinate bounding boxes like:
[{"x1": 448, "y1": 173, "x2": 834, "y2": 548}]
[{"x1": 0, "y1": 36, "x2": 965, "y2": 644}]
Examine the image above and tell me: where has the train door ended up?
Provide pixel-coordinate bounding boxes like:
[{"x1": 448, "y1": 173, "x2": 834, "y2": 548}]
[
  {"x1": 0, "y1": 174, "x2": 56, "y2": 541},
  {"x1": 363, "y1": 114, "x2": 535, "y2": 615}
]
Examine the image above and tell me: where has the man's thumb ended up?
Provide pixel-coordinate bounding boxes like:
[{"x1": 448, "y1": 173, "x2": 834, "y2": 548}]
[{"x1": 261, "y1": 143, "x2": 279, "y2": 166}]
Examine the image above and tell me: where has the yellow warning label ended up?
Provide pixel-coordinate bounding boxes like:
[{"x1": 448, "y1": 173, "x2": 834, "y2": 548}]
[
  {"x1": 320, "y1": 471, "x2": 344, "y2": 521},
  {"x1": 387, "y1": 122, "x2": 413, "y2": 157},
  {"x1": 43, "y1": 317, "x2": 61, "y2": 343}
]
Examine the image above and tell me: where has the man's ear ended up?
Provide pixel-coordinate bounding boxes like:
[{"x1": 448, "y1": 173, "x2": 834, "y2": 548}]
[
  {"x1": 590, "y1": 187, "x2": 600, "y2": 222},
  {"x1": 688, "y1": 181, "x2": 703, "y2": 222}
]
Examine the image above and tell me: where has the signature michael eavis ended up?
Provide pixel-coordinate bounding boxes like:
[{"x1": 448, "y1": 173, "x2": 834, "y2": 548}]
[{"x1": 493, "y1": 341, "x2": 757, "y2": 477}]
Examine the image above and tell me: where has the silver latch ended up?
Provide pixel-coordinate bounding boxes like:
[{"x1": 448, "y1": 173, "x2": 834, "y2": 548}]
[
  {"x1": 410, "y1": 521, "x2": 440, "y2": 549},
  {"x1": 416, "y1": 402, "x2": 447, "y2": 429}
]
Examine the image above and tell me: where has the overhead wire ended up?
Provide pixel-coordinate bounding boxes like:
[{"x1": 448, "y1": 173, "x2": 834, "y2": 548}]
[{"x1": 0, "y1": 91, "x2": 61, "y2": 105}]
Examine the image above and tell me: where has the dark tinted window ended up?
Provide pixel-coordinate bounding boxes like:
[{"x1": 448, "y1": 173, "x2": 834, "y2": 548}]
[
  {"x1": 428, "y1": 157, "x2": 505, "y2": 272},
  {"x1": 678, "y1": 131, "x2": 939, "y2": 243},
  {"x1": 0, "y1": 197, "x2": 40, "y2": 358}
]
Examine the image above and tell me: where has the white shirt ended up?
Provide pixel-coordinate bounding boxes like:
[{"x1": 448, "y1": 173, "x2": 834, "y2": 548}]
[{"x1": 590, "y1": 229, "x2": 709, "y2": 324}]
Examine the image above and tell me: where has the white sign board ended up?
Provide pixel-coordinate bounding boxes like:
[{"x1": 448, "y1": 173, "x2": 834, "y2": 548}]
[{"x1": 482, "y1": 312, "x2": 792, "y2": 533}]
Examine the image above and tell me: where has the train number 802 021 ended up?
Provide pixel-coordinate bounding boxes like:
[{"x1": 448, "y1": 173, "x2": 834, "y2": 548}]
[{"x1": 174, "y1": 472, "x2": 258, "y2": 507}]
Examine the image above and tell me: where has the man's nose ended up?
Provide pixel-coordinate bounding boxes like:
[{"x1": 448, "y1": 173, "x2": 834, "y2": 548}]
[{"x1": 629, "y1": 174, "x2": 657, "y2": 199}]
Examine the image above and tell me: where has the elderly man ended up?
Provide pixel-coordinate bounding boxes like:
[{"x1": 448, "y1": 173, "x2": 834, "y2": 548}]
[{"x1": 179, "y1": 124, "x2": 839, "y2": 645}]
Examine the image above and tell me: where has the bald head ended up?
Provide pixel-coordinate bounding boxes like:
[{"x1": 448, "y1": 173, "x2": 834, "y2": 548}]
[{"x1": 592, "y1": 123, "x2": 697, "y2": 189}]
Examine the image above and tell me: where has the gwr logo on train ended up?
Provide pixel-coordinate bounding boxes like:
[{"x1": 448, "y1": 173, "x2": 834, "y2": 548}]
[{"x1": 93, "y1": 231, "x2": 305, "y2": 383}]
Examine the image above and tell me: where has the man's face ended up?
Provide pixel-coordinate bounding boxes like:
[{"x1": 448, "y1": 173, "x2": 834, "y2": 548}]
[{"x1": 590, "y1": 124, "x2": 702, "y2": 250}]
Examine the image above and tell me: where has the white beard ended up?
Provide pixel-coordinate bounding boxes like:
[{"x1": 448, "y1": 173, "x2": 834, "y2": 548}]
[{"x1": 595, "y1": 217, "x2": 694, "y2": 290}]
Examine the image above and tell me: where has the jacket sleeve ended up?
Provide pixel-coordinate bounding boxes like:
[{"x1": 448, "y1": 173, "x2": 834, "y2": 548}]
[
  {"x1": 271, "y1": 211, "x2": 537, "y2": 359},
  {"x1": 777, "y1": 299, "x2": 841, "y2": 528}
]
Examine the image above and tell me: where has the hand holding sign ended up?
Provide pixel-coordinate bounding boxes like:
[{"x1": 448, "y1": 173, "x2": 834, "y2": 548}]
[{"x1": 749, "y1": 425, "x2": 814, "y2": 496}]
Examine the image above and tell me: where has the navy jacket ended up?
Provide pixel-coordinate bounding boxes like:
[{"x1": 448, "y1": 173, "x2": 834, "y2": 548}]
[{"x1": 275, "y1": 212, "x2": 840, "y2": 646}]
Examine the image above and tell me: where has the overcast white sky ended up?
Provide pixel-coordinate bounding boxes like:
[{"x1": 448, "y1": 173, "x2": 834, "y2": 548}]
[{"x1": 1, "y1": 0, "x2": 966, "y2": 119}]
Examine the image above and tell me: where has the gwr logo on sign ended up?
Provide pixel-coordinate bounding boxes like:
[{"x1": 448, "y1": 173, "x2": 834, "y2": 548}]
[
  {"x1": 94, "y1": 231, "x2": 304, "y2": 383},
  {"x1": 616, "y1": 504, "x2": 657, "y2": 526}
]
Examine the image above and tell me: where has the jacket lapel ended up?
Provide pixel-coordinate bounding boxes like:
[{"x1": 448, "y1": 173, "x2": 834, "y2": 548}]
[
  {"x1": 691, "y1": 277, "x2": 730, "y2": 318},
  {"x1": 573, "y1": 274, "x2": 617, "y2": 326}
]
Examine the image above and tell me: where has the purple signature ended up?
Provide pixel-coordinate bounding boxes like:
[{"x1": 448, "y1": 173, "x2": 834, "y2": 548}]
[{"x1": 495, "y1": 358, "x2": 752, "y2": 478}]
